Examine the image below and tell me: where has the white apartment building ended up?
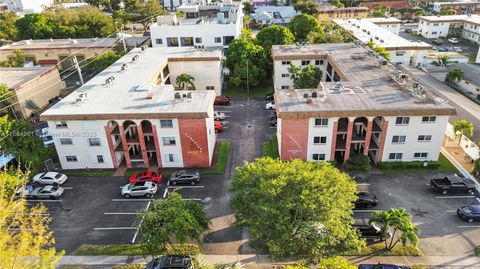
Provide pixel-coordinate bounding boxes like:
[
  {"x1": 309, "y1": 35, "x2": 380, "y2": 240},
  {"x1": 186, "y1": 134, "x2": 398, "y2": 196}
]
[
  {"x1": 367, "y1": 17, "x2": 402, "y2": 35},
  {"x1": 4, "y1": 0, "x2": 53, "y2": 13},
  {"x1": 272, "y1": 44, "x2": 455, "y2": 163},
  {"x1": 161, "y1": 0, "x2": 212, "y2": 10},
  {"x1": 418, "y1": 14, "x2": 480, "y2": 41},
  {"x1": 41, "y1": 47, "x2": 223, "y2": 170},
  {"x1": 432, "y1": 1, "x2": 480, "y2": 14},
  {"x1": 150, "y1": 3, "x2": 243, "y2": 49},
  {"x1": 335, "y1": 18, "x2": 432, "y2": 66}
]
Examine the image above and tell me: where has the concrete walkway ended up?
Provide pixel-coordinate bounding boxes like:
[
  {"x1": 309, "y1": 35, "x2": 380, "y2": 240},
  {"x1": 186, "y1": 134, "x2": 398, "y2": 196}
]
[{"x1": 57, "y1": 254, "x2": 480, "y2": 268}]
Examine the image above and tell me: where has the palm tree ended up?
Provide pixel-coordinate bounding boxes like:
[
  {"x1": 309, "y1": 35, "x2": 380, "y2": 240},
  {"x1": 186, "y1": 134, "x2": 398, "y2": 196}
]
[
  {"x1": 446, "y1": 68, "x2": 465, "y2": 83},
  {"x1": 453, "y1": 119, "x2": 474, "y2": 154},
  {"x1": 435, "y1": 55, "x2": 452, "y2": 67},
  {"x1": 369, "y1": 208, "x2": 419, "y2": 251},
  {"x1": 175, "y1": 74, "x2": 195, "y2": 90}
]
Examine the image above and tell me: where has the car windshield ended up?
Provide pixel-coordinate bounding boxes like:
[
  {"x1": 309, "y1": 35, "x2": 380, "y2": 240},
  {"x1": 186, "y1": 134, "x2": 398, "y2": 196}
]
[
  {"x1": 55, "y1": 174, "x2": 62, "y2": 179},
  {"x1": 463, "y1": 207, "x2": 472, "y2": 213},
  {"x1": 50, "y1": 186, "x2": 59, "y2": 191}
]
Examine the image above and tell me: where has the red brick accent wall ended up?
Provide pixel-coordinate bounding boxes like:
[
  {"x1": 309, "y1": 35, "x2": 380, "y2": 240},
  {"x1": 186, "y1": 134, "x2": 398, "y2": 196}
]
[
  {"x1": 119, "y1": 125, "x2": 132, "y2": 168},
  {"x1": 377, "y1": 120, "x2": 389, "y2": 162},
  {"x1": 151, "y1": 125, "x2": 162, "y2": 167},
  {"x1": 330, "y1": 121, "x2": 338, "y2": 161},
  {"x1": 280, "y1": 118, "x2": 309, "y2": 160},
  {"x1": 363, "y1": 120, "x2": 373, "y2": 155},
  {"x1": 137, "y1": 125, "x2": 150, "y2": 168},
  {"x1": 344, "y1": 120, "x2": 354, "y2": 161},
  {"x1": 178, "y1": 118, "x2": 210, "y2": 167},
  {"x1": 104, "y1": 126, "x2": 119, "y2": 168}
]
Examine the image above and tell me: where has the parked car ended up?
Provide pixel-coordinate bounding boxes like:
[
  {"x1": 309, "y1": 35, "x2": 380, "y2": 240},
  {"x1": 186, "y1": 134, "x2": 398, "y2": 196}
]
[
  {"x1": 214, "y1": 96, "x2": 230, "y2": 106},
  {"x1": 452, "y1": 46, "x2": 462, "y2": 52},
  {"x1": 146, "y1": 255, "x2": 193, "y2": 269},
  {"x1": 269, "y1": 112, "x2": 277, "y2": 121},
  {"x1": 213, "y1": 111, "x2": 226, "y2": 120},
  {"x1": 436, "y1": 47, "x2": 447, "y2": 52},
  {"x1": 265, "y1": 101, "x2": 275, "y2": 110},
  {"x1": 265, "y1": 92, "x2": 274, "y2": 101},
  {"x1": 129, "y1": 170, "x2": 162, "y2": 184},
  {"x1": 448, "y1": 37, "x2": 459, "y2": 44},
  {"x1": 121, "y1": 181, "x2": 158, "y2": 198},
  {"x1": 404, "y1": 28, "x2": 413, "y2": 33},
  {"x1": 16, "y1": 185, "x2": 64, "y2": 199},
  {"x1": 214, "y1": 121, "x2": 223, "y2": 133},
  {"x1": 432, "y1": 39, "x2": 444, "y2": 45},
  {"x1": 353, "y1": 218, "x2": 390, "y2": 242},
  {"x1": 39, "y1": 127, "x2": 54, "y2": 148},
  {"x1": 354, "y1": 192, "x2": 378, "y2": 209},
  {"x1": 32, "y1": 172, "x2": 67, "y2": 186},
  {"x1": 358, "y1": 264, "x2": 410, "y2": 269},
  {"x1": 169, "y1": 170, "x2": 200, "y2": 185},
  {"x1": 270, "y1": 118, "x2": 277, "y2": 127},
  {"x1": 430, "y1": 174, "x2": 476, "y2": 195},
  {"x1": 457, "y1": 205, "x2": 480, "y2": 223}
]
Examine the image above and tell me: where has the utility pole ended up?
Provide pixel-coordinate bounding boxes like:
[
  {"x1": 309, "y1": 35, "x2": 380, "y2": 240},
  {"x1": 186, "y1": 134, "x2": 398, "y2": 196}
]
[
  {"x1": 72, "y1": 54, "x2": 84, "y2": 85},
  {"x1": 116, "y1": 21, "x2": 127, "y2": 54}
]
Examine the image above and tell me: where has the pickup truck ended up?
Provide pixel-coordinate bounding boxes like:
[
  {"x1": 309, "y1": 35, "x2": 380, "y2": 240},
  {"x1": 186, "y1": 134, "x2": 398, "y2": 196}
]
[{"x1": 430, "y1": 175, "x2": 476, "y2": 195}]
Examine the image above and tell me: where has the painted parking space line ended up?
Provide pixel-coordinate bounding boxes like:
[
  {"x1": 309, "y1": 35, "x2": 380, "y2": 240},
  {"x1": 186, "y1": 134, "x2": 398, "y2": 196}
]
[
  {"x1": 112, "y1": 199, "x2": 152, "y2": 202},
  {"x1": 183, "y1": 198, "x2": 202, "y2": 201},
  {"x1": 357, "y1": 183, "x2": 371, "y2": 186},
  {"x1": 215, "y1": 110, "x2": 232, "y2": 113},
  {"x1": 132, "y1": 200, "x2": 151, "y2": 243},
  {"x1": 104, "y1": 212, "x2": 140, "y2": 215},
  {"x1": 27, "y1": 200, "x2": 63, "y2": 203},
  {"x1": 458, "y1": 226, "x2": 480, "y2": 228},
  {"x1": 353, "y1": 209, "x2": 379, "y2": 213},
  {"x1": 167, "y1": 186, "x2": 205, "y2": 189},
  {"x1": 435, "y1": 196, "x2": 476, "y2": 199},
  {"x1": 163, "y1": 188, "x2": 169, "y2": 199},
  {"x1": 94, "y1": 227, "x2": 137, "y2": 231},
  {"x1": 476, "y1": 197, "x2": 480, "y2": 204},
  {"x1": 446, "y1": 210, "x2": 457, "y2": 213},
  {"x1": 269, "y1": 127, "x2": 277, "y2": 129},
  {"x1": 62, "y1": 187, "x2": 74, "y2": 190}
]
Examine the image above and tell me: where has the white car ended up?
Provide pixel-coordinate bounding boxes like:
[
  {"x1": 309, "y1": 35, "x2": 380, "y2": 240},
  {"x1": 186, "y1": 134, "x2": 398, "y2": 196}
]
[
  {"x1": 121, "y1": 181, "x2": 158, "y2": 198},
  {"x1": 40, "y1": 128, "x2": 54, "y2": 148},
  {"x1": 32, "y1": 172, "x2": 67, "y2": 185},
  {"x1": 213, "y1": 111, "x2": 226, "y2": 120},
  {"x1": 448, "y1": 38, "x2": 459, "y2": 44},
  {"x1": 17, "y1": 185, "x2": 64, "y2": 199},
  {"x1": 452, "y1": 46, "x2": 462, "y2": 52},
  {"x1": 265, "y1": 102, "x2": 275, "y2": 110}
]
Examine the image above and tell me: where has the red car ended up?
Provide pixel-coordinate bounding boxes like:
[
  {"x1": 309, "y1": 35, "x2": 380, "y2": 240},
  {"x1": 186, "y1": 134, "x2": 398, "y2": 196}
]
[
  {"x1": 129, "y1": 170, "x2": 162, "y2": 184},
  {"x1": 214, "y1": 96, "x2": 231, "y2": 106},
  {"x1": 214, "y1": 121, "x2": 224, "y2": 133}
]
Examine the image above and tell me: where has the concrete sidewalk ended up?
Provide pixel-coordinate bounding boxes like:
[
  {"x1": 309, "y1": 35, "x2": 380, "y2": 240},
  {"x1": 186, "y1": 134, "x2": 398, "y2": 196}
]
[{"x1": 57, "y1": 254, "x2": 480, "y2": 268}]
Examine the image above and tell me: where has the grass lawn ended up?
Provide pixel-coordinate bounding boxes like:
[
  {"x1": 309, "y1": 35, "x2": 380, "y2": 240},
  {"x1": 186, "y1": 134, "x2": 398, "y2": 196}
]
[
  {"x1": 379, "y1": 153, "x2": 458, "y2": 174},
  {"x1": 64, "y1": 170, "x2": 115, "y2": 177},
  {"x1": 73, "y1": 244, "x2": 146, "y2": 256},
  {"x1": 263, "y1": 135, "x2": 279, "y2": 158},
  {"x1": 344, "y1": 242, "x2": 423, "y2": 256},
  {"x1": 222, "y1": 79, "x2": 273, "y2": 98}
]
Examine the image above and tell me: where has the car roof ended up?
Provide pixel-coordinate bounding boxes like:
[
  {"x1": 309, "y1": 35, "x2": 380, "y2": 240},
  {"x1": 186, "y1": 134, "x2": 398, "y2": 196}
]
[
  {"x1": 468, "y1": 205, "x2": 480, "y2": 213},
  {"x1": 42, "y1": 185, "x2": 54, "y2": 191},
  {"x1": 44, "y1": 172, "x2": 59, "y2": 177}
]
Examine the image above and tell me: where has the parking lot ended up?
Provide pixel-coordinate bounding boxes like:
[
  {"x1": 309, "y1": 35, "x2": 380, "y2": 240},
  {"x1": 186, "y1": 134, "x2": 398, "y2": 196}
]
[
  {"x1": 355, "y1": 173, "x2": 480, "y2": 256},
  {"x1": 44, "y1": 97, "x2": 275, "y2": 254},
  {"x1": 399, "y1": 30, "x2": 477, "y2": 56}
]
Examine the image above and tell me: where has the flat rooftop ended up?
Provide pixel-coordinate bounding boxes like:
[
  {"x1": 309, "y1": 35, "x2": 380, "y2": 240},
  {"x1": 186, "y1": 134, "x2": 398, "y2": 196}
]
[
  {"x1": 367, "y1": 17, "x2": 401, "y2": 24},
  {"x1": 272, "y1": 44, "x2": 455, "y2": 117},
  {"x1": 419, "y1": 14, "x2": 480, "y2": 24},
  {"x1": 334, "y1": 19, "x2": 431, "y2": 50},
  {"x1": 0, "y1": 67, "x2": 53, "y2": 89},
  {"x1": 0, "y1": 37, "x2": 148, "y2": 50},
  {"x1": 41, "y1": 47, "x2": 222, "y2": 121}
]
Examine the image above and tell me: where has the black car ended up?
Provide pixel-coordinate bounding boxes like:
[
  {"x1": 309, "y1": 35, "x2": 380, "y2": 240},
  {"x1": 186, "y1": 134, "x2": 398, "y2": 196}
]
[
  {"x1": 266, "y1": 92, "x2": 274, "y2": 101},
  {"x1": 270, "y1": 118, "x2": 277, "y2": 127},
  {"x1": 353, "y1": 218, "x2": 389, "y2": 242},
  {"x1": 358, "y1": 264, "x2": 410, "y2": 269},
  {"x1": 457, "y1": 205, "x2": 480, "y2": 223},
  {"x1": 146, "y1": 255, "x2": 193, "y2": 269},
  {"x1": 404, "y1": 28, "x2": 413, "y2": 33},
  {"x1": 169, "y1": 170, "x2": 200, "y2": 185},
  {"x1": 269, "y1": 112, "x2": 277, "y2": 121},
  {"x1": 354, "y1": 192, "x2": 378, "y2": 209}
]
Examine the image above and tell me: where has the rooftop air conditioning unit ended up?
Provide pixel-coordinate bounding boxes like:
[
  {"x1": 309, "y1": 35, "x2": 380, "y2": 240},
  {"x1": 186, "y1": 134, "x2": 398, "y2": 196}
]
[
  {"x1": 174, "y1": 92, "x2": 181, "y2": 99},
  {"x1": 121, "y1": 64, "x2": 128, "y2": 71},
  {"x1": 105, "y1": 76, "x2": 115, "y2": 85},
  {"x1": 311, "y1": 91, "x2": 318, "y2": 98},
  {"x1": 141, "y1": 45, "x2": 148, "y2": 51},
  {"x1": 132, "y1": 55, "x2": 140, "y2": 63}
]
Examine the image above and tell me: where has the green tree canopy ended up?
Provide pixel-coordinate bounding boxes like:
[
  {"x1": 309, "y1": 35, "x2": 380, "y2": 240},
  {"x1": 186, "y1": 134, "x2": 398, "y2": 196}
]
[
  {"x1": 82, "y1": 51, "x2": 122, "y2": 76},
  {"x1": 243, "y1": 2, "x2": 255, "y2": 15},
  {"x1": 0, "y1": 168, "x2": 63, "y2": 268},
  {"x1": 256, "y1": 25, "x2": 295, "y2": 58},
  {"x1": 288, "y1": 14, "x2": 321, "y2": 41},
  {"x1": 231, "y1": 158, "x2": 363, "y2": 259},
  {"x1": 369, "y1": 208, "x2": 419, "y2": 251},
  {"x1": 288, "y1": 64, "x2": 323, "y2": 89},
  {"x1": 136, "y1": 192, "x2": 209, "y2": 258},
  {"x1": 126, "y1": 0, "x2": 169, "y2": 30},
  {"x1": 440, "y1": 7, "x2": 456, "y2": 15},
  {"x1": 225, "y1": 37, "x2": 268, "y2": 88},
  {"x1": 294, "y1": 0, "x2": 319, "y2": 15},
  {"x1": 446, "y1": 68, "x2": 464, "y2": 83},
  {"x1": 0, "y1": 12, "x2": 18, "y2": 41},
  {"x1": 15, "y1": 13, "x2": 57, "y2": 40},
  {"x1": 0, "y1": 49, "x2": 25, "y2": 67},
  {"x1": 370, "y1": 4, "x2": 388, "y2": 17}
]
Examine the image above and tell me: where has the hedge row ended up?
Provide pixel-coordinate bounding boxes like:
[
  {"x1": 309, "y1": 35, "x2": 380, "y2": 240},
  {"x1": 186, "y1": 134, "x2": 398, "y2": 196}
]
[
  {"x1": 378, "y1": 161, "x2": 441, "y2": 170},
  {"x1": 345, "y1": 155, "x2": 372, "y2": 172},
  {"x1": 165, "y1": 244, "x2": 200, "y2": 256}
]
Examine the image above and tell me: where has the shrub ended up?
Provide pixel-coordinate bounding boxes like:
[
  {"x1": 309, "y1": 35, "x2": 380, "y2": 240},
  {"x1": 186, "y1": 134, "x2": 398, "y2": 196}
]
[
  {"x1": 344, "y1": 154, "x2": 371, "y2": 172},
  {"x1": 165, "y1": 244, "x2": 200, "y2": 256},
  {"x1": 378, "y1": 161, "x2": 441, "y2": 170}
]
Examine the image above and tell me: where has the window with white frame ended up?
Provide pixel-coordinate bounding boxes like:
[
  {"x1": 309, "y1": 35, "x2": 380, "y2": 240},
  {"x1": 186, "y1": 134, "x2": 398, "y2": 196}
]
[
  {"x1": 313, "y1": 136, "x2": 327, "y2": 144},
  {"x1": 65, "y1": 155, "x2": 78, "y2": 162},
  {"x1": 315, "y1": 60, "x2": 324, "y2": 65},
  {"x1": 281, "y1": 73, "x2": 290, "y2": 78},
  {"x1": 281, "y1": 85, "x2": 290, "y2": 90},
  {"x1": 395, "y1": 117, "x2": 410, "y2": 125},
  {"x1": 417, "y1": 135, "x2": 432, "y2": 142},
  {"x1": 301, "y1": 60, "x2": 310, "y2": 66},
  {"x1": 206, "y1": 86, "x2": 215, "y2": 90},
  {"x1": 314, "y1": 118, "x2": 328, "y2": 126},
  {"x1": 160, "y1": 119, "x2": 173, "y2": 128},
  {"x1": 155, "y1": 38, "x2": 163, "y2": 45},
  {"x1": 281, "y1": 61, "x2": 291, "y2": 65},
  {"x1": 214, "y1": 37, "x2": 221, "y2": 43},
  {"x1": 55, "y1": 121, "x2": 68, "y2": 128},
  {"x1": 312, "y1": 153, "x2": 326, "y2": 160},
  {"x1": 422, "y1": 116, "x2": 436, "y2": 123},
  {"x1": 60, "y1": 138, "x2": 73, "y2": 145},
  {"x1": 97, "y1": 155, "x2": 104, "y2": 163},
  {"x1": 162, "y1": 137, "x2": 176, "y2": 146},
  {"x1": 164, "y1": 153, "x2": 178, "y2": 163},
  {"x1": 413, "y1": 152, "x2": 428, "y2": 159},
  {"x1": 388, "y1": 153, "x2": 403, "y2": 160},
  {"x1": 392, "y1": 135, "x2": 406, "y2": 143},
  {"x1": 88, "y1": 138, "x2": 101, "y2": 146}
]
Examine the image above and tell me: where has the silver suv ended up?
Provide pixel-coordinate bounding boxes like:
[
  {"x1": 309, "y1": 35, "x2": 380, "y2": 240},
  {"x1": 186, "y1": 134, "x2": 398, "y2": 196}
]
[{"x1": 121, "y1": 181, "x2": 158, "y2": 198}]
